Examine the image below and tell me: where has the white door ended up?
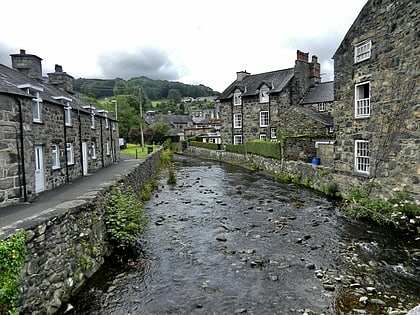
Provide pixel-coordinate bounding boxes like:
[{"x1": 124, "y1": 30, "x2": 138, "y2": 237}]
[
  {"x1": 82, "y1": 142, "x2": 88, "y2": 176},
  {"x1": 34, "y1": 145, "x2": 45, "y2": 192}
]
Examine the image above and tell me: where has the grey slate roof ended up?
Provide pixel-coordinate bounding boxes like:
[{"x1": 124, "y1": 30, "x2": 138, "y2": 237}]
[
  {"x1": 217, "y1": 68, "x2": 295, "y2": 100},
  {"x1": 0, "y1": 63, "x2": 110, "y2": 119},
  {"x1": 300, "y1": 81, "x2": 334, "y2": 104},
  {"x1": 297, "y1": 106, "x2": 333, "y2": 126}
]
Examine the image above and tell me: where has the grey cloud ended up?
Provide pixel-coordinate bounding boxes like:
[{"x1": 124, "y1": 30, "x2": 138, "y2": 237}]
[
  {"x1": 0, "y1": 43, "x2": 15, "y2": 66},
  {"x1": 98, "y1": 47, "x2": 181, "y2": 80}
]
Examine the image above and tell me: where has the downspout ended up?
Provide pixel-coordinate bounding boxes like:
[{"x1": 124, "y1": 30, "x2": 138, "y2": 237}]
[
  {"x1": 79, "y1": 112, "x2": 84, "y2": 176},
  {"x1": 100, "y1": 118, "x2": 104, "y2": 167},
  {"x1": 109, "y1": 118, "x2": 115, "y2": 163},
  {"x1": 16, "y1": 98, "x2": 28, "y2": 202},
  {"x1": 63, "y1": 107, "x2": 69, "y2": 182}
]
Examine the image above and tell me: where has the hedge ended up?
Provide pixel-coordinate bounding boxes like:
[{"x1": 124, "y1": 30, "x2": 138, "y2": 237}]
[{"x1": 245, "y1": 140, "x2": 282, "y2": 159}]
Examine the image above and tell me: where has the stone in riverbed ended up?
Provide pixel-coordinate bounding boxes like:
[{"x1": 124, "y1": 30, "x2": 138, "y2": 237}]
[{"x1": 216, "y1": 234, "x2": 227, "y2": 241}]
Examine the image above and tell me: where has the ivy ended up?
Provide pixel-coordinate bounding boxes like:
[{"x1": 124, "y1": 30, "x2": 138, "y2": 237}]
[{"x1": 0, "y1": 230, "x2": 27, "y2": 315}]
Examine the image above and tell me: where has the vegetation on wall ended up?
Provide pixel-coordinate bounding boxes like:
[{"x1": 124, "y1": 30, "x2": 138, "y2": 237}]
[
  {"x1": 0, "y1": 230, "x2": 27, "y2": 315},
  {"x1": 105, "y1": 185, "x2": 150, "y2": 251},
  {"x1": 245, "y1": 140, "x2": 282, "y2": 160}
]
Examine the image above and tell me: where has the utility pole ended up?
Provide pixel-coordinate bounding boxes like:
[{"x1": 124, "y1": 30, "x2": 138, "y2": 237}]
[{"x1": 138, "y1": 87, "x2": 145, "y2": 151}]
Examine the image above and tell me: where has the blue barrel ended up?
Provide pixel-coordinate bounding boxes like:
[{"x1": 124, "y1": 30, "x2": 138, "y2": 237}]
[{"x1": 312, "y1": 157, "x2": 320, "y2": 165}]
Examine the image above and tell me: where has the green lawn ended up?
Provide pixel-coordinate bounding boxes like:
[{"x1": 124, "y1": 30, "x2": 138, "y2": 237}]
[{"x1": 121, "y1": 143, "x2": 159, "y2": 158}]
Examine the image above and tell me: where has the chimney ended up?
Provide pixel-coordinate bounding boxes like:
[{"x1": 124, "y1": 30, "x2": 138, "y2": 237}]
[
  {"x1": 236, "y1": 70, "x2": 250, "y2": 81},
  {"x1": 10, "y1": 49, "x2": 43, "y2": 80},
  {"x1": 296, "y1": 50, "x2": 309, "y2": 62},
  {"x1": 47, "y1": 64, "x2": 74, "y2": 94},
  {"x1": 310, "y1": 55, "x2": 321, "y2": 83}
]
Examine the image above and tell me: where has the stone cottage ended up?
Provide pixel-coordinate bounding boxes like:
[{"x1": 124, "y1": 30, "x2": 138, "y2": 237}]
[
  {"x1": 0, "y1": 50, "x2": 119, "y2": 207},
  {"x1": 332, "y1": 0, "x2": 419, "y2": 196},
  {"x1": 217, "y1": 50, "x2": 321, "y2": 145}
]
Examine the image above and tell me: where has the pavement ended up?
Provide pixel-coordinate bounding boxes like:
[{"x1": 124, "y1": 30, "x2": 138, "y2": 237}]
[{"x1": 0, "y1": 154, "x2": 142, "y2": 231}]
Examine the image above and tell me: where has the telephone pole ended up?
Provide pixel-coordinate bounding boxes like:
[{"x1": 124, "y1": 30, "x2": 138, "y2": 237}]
[{"x1": 138, "y1": 87, "x2": 145, "y2": 151}]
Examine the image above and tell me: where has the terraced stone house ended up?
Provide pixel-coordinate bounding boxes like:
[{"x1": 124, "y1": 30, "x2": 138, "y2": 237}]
[
  {"x1": 0, "y1": 50, "x2": 119, "y2": 207},
  {"x1": 332, "y1": 0, "x2": 419, "y2": 196}
]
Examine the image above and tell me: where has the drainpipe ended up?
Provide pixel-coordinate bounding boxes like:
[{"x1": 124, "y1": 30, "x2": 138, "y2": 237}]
[
  {"x1": 109, "y1": 119, "x2": 115, "y2": 163},
  {"x1": 63, "y1": 107, "x2": 69, "y2": 182},
  {"x1": 16, "y1": 98, "x2": 28, "y2": 202},
  {"x1": 79, "y1": 112, "x2": 84, "y2": 176},
  {"x1": 100, "y1": 118, "x2": 104, "y2": 167}
]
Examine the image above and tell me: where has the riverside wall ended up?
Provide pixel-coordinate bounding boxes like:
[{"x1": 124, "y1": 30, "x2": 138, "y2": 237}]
[{"x1": 0, "y1": 151, "x2": 161, "y2": 315}]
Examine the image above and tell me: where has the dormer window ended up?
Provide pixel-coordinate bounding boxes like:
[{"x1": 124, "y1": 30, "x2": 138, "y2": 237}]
[
  {"x1": 233, "y1": 89, "x2": 242, "y2": 106},
  {"x1": 259, "y1": 85, "x2": 269, "y2": 103},
  {"x1": 18, "y1": 84, "x2": 43, "y2": 123},
  {"x1": 53, "y1": 96, "x2": 73, "y2": 126},
  {"x1": 354, "y1": 40, "x2": 372, "y2": 63}
]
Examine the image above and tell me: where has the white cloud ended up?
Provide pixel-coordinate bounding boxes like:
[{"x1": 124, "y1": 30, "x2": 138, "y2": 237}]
[{"x1": 0, "y1": 0, "x2": 368, "y2": 92}]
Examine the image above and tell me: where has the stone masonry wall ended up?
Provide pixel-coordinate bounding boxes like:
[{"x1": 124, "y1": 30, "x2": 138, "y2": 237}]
[{"x1": 0, "y1": 150, "x2": 161, "y2": 315}]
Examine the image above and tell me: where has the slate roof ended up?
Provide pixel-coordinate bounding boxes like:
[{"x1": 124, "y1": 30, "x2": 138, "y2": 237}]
[
  {"x1": 296, "y1": 106, "x2": 333, "y2": 126},
  {"x1": 217, "y1": 68, "x2": 295, "y2": 100},
  {"x1": 300, "y1": 81, "x2": 334, "y2": 104},
  {"x1": 0, "y1": 63, "x2": 110, "y2": 119}
]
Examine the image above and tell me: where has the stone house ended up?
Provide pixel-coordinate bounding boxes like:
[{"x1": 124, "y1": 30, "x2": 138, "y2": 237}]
[
  {"x1": 218, "y1": 50, "x2": 321, "y2": 146},
  {"x1": 0, "y1": 50, "x2": 119, "y2": 207},
  {"x1": 332, "y1": 0, "x2": 419, "y2": 196}
]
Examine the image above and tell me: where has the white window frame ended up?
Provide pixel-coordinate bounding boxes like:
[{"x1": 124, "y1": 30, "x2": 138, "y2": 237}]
[
  {"x1": 259, "y1": 134, "x2": 267, "y2": 141},
  {"x1": 66, "y1": 143, "x2": 74, "y2": 165},
  {"x1": 233, "y1": 90, "x2": 242, "y2": 106},
  {"x1": 31, "y1": 91, "x2": 42, "y2": 123},
  {"x1": 106, "y1": 141, "x2": 110, "y2": 156},
  {"x1": 354, "y1": 40, "x2": 372, "y2": 63},
  {"x1": 259, "y1": 111, "x2": 269, "y2": 127},
  {"x1": 259, "y1": 86, "x2": 269, "y2": 103},
  {"x1": 105, "y1": 115, "x2": 109, "y2": 129},
  {"x1": 233, "y1": 113, "x2": 242, "y2": 128},
  {"x1": 91, "y1": 112, "x2": 95, "y2": 129},
  {"x1": 270, "y1": 127, "x2": 277, "y2": 139},
  {"x1": 233, "y1": 135, "x2": 243, "y2": 145},
  {"x1": 51, "y1": 144, "x2": 60, "y2": 169},
  {"x1": 64, "y1": 105, "x2": 72, "y2": 126},
  {"x1": 355, "y1": 81, "x2": 370, "y2": 118},
  {"x1": 318, "y1": 102, "x2": 326, "y2": 112},
  {"x1": 91, "y1": 142, "x2": 97, "y2": 159},
  {"x1": 355, "y1": 140, "x2": 370, "y2": 174}
]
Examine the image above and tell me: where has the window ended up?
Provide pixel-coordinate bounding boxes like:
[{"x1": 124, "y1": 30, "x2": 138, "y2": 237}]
[
  {"x1": 355, "y1": 82, "x2": 370, "y2": 118},
  {"x1": 106, "y1": 141, "x2": 110, "y2": 156},
  {"x1": 233, "y1": 113, "x2": 242, "y2": 128},
  {"x1": 31, "y1": 91, "x2": 42, "y2": 122},
  {"x1": 105, "y1": 114, "x2": 109, "y2": 129},
  {"x1": 64, "y1": 106, "x2": 72, "y2": 126},
  {"x1": 259, "y1": 86, "x2": 269, "y2": 103},
  {"x1": 91, "y1": 112, "x2": 95, "y2": 129},
  {"x1": 355, "y1": 140, "x2": 370, "y2": 174},
  {"x1": 260, "y1": 111, "x2": 269, "y2": 127},
  {"x1": 270, "y1": 127, "x2": 277, "y2": 139},
  {"x1": 51, "y1": 144, "x2": 60, "y2": 169},
  {"x1": 66, "y1": 143, "x2": 74, "y2": 165},
  {"x1": 233, "y1": 135, "x2": 243, "y2": 145},
  {"x1": 91, "y1": 143, "x2": 97, "y2": 159},
  {"x1": 318, "y1": 102, "x2": 326, "y2": 112},
  {"x1": 259, "y1": 134, "x2": 267, "y2": 140},
  {"x1": 354, "y1": 40, "x2": 372, "y2": 63},
  {"x1": 233, "y1": 90, "x2": 242, "y2": 106}
]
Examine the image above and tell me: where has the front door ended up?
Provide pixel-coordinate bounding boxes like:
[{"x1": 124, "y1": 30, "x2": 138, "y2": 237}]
[
  {"x1": 34, "y1": 145, "x2": 45, "y2": 193},
  {"x1": 82, "y1": 142, "x2": 88, "y2": 176}
]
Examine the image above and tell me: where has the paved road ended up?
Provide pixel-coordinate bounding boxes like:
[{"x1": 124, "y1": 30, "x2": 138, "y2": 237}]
[{"x1": 0, "y1": 155, "x2": 142, "y2": 232}]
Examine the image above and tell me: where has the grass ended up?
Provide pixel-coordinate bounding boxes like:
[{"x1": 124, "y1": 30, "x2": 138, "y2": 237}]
[{"x1": 121, "y1": 143, "x2": 159, "y2": 158}]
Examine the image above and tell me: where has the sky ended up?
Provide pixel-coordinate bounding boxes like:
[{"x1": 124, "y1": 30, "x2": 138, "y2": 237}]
[{"x1": 0, "y1": 0, "x2": 368, "y2": 92}]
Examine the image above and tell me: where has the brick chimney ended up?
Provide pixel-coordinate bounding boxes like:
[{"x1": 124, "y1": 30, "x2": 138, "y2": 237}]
[
  {"x1": 236, "y1": 70, "x2": 250, "y2": 81},
  {"x1": 310, "y1": 55, "x2": 321, "y2": 84},
  {"x1": 296, "y1": 50, "x2": 309, "y2": 62},
  {"x1": 47, "y1": 64, "x2": 74, "y2": 94},
  {"x1": 10, "y1": 49, "x2": 43, "y2": 81}
]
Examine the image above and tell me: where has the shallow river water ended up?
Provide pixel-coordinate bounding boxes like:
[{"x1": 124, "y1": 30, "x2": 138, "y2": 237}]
[{"x1": 62, "y1": 155, "x2": 419, "y2": 315}]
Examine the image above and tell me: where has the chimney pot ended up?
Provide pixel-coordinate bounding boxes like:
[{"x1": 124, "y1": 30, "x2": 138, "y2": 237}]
[
  {"x1": 55, "y1": 64, "x2": 63, "y2": 72},
  {"x1": 20, "y1": 49, "x2": 26, "y2": 55},
  {"x1": 296, "y1": 50, "x2": 309, "y2": 62}
]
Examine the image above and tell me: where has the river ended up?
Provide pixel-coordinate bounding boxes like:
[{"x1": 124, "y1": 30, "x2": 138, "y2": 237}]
[{"x1": 60, "y1": 155, "x2": 420, "y2": 314}]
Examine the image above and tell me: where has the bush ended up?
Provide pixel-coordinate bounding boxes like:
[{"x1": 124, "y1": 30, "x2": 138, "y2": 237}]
[
  {"x1": 105, "y1": 185, "x2": 150, "y2": 250},
  {"x1": 246, "y1": 140, "x2": 282, "y2": 159},
  {"x1": 225, "y1": 144, "x2": 246, "y2": 154},
  {"x1": 0, "y1": 230, "x2": 27, "y2": 315}
]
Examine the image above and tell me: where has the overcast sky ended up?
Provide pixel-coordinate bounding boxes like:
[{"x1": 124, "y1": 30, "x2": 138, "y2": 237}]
[{"x1": 0, "y1": 0, "x2": 368, "y2": 92}]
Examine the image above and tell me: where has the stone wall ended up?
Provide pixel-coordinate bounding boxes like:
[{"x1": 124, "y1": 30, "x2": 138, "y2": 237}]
[{"x1": 0, "y1": 150, "x2": 161, "y2": 315}]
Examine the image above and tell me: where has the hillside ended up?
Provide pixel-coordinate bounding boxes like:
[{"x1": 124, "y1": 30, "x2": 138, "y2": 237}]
[{"x1": 74, "y1": 76, "x2": 220, "y2": 100}]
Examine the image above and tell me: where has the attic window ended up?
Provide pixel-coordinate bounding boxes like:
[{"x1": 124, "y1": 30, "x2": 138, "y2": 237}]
[
  {"x1": 233, "y1": 90, "x2": 242, "y2": 105},
  {"x1": 259, "y1": 86, "x2": 269, "y2": 103},
  {"x1": 354, "y1": 40, "x2": 372, "y2": 63}
]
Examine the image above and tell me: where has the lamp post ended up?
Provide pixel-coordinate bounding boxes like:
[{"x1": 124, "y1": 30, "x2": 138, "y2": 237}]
[
  {"x1": 111, "y1": 100, "x2": 118, "y2": 120},
  {"x1": 138, "y1": 88, "x2": 145, "y2": 151}
]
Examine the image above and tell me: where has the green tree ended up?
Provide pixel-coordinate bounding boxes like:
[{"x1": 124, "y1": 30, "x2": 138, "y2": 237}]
[
  {"x1": 168, "y1": 89, "x2": 182, "y2": 104},
  {"x1": 152, "y1": 122, "x2": 170, "y2": 144},
  {"x1": 113, "y1": 79, "x2": 127, "y2": 96}
]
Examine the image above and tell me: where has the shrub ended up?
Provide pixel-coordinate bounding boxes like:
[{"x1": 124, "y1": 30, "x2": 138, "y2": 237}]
[
  {"x1": 225, "y1": 144, "x2": 246, "y2": 154},
  {"x1": 245, "y1": 140, "x2": 282, "y2": 159},
  {"x1": 0, "y1": 230, "x2": 27, "y2": 315},
  {"x1": 105, "y1": 185, "x2": 150, "y2": 250}
]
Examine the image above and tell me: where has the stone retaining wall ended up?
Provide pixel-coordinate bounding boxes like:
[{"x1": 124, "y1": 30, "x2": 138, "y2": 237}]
[{"x1": 0, "y1": 150, "x2": 161, "y2": 315}]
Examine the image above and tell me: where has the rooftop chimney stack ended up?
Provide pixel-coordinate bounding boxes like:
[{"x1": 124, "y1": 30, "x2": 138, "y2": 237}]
[
  {"x1": 10, "y1": 49, "x2": 43, "y2": 81},
  {"x1": 296, "y1": 50, "x2": 309, "y2": 62},
  {"x1": 47, "y1": 64, "x2": 74, "y2": 94},
  {"x1": 236, "y1": 70, "x2": 250, "y2": 81},
  {"x1": 310, "y1": 55, "x2": 321, "y2": 84}
]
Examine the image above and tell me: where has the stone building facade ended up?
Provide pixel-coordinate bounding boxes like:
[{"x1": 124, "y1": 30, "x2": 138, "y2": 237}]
[
  {"x1": 0, "y1": 50, "x2": 119, "y2": 208},
  {"x1": 333, "y1": 0, "x2": 419, "y2": 196},
  {"x1": 218, "y1": 51, "x2": 321, "y2": 145}
]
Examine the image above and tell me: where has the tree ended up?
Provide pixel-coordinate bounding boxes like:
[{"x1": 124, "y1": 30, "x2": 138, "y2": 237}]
[
  {"x1": 151, "y1": 122, "x2": 170, "y2": 144},
  {"x1": 128, "y1": 128, "x2": 141, "y2": 144},
  {"x1": 168, "y1": 89, "x2": 182, "y2": 105}
]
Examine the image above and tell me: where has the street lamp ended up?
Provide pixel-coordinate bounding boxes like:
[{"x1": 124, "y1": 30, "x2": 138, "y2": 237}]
[{"x1": 111, "y1": 100, "x2": 118, "y2": 120}]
